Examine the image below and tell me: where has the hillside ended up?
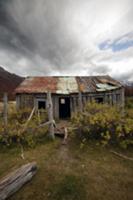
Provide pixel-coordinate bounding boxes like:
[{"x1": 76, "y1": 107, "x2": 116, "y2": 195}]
[{"x1": 0, "y1": 66, "x2": 24, "y2": 100}]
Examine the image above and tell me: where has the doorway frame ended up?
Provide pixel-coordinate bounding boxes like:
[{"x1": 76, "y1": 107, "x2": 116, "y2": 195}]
[{"x1": 59, "y1": 96, "x2": 71, "y2": 119}]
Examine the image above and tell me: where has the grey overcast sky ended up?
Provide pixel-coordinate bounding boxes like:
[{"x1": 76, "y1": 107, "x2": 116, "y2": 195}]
[{"x1": 0, "y1": 0, "x2": 133, "y2": 80}]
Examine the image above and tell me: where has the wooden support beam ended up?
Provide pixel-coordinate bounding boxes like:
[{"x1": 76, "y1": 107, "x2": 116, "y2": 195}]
[
  {"x1": 38, "y1": 120, "x2": 55, "y2": 128},
  {"x1": 37, "y1": 110, "x2": 41, "y2": 124},
  {"x1": 121, "y1": 87, "x2": 125, "y2": 108},
  {"x1": 47, "y1": 92, "x2": 55, "y2": 140},
  {"x1": 22, "y1": 107, "x2": 35, "y2": 133},
  {"x1": 104, "y1": 94, "x2": 109, "y2": 104},
  {"x1": 0, "y1": 162, "x2": 37, "y2": 200},
  {"x1": 70, "y1": 97, "x2": 73, "y2": 117},
  {"x1": 73, "y1": 97, "x2": 77, "y2": 113},
  {"x1": 112, "y1": 92, "x2": 116, "y2": 105},
  {"x1": 78, "y1": 91, "x2": 83, "y2": 112},
  {"x1": 62, "y1": 127, "x2": 68, "y2": 145},
  {"x1": 109, "y1": 94, "x2": 112, "y2": 105},
  {"x1": 111, "y1": 151, "x2": 133, "y2": 161},
  {"x1": 83, "y1": 96, "x2": 86, "y2": 107},
  {"x1": 121, "y1": 87, "x2": 125, "y2": 115}
]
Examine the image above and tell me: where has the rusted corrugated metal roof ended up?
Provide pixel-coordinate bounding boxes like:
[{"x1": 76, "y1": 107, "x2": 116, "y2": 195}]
[
  {"x1": 15, "y1": 77, "x2": 58, "y2": 93},
  {"x1": 76, "y1": 76, "x2": 122, "y2": 92},
  {"x1": 56, "y1": 77, "x2": 78, "y2": 94},
  {"x1": 15, "y1": 76, "x2": 122, "y2": 94}
]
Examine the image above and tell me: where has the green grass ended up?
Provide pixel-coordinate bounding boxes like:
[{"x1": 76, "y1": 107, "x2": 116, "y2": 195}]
[{"x1": 0, "y1": 138, "x2": 133, "y2": 200}]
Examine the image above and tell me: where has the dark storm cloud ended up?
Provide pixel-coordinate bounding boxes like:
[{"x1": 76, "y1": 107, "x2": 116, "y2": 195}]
[
  {"x1": 0, "y1": 0, "x2": 83, "y2": 75},
  {"x1": 7, "y1": 0, "x2": 79, "y2": 69},
  {"x1": 0, "y1": 0, "x2": 35, "y2": 61}
]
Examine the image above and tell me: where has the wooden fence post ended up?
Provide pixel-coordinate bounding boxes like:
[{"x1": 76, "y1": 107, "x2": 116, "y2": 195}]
[
  {"x1": 3, "y1": 93, "x2": 8, "y2": 131},
  {"x1": 47, "y1": 91, "x2": 55, "y2": 140}
]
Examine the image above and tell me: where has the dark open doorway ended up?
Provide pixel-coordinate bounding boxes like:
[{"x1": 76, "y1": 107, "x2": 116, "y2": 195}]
[{"x1": 59, "y1": 97, "x2": 70, "y2": 119}]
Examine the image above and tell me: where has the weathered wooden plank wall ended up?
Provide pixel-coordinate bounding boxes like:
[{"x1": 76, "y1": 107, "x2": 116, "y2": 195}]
[{"x1": 16, "y1": 87, "x2": 125, "y2": 119}]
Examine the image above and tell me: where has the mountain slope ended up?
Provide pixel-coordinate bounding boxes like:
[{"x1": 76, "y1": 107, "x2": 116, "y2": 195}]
[{"x1": 0, "y1": 66, "x2": 24, "y2": 100}]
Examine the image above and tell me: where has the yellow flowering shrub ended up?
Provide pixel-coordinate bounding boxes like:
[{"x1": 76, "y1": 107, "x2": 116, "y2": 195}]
[
  {"x1": 72, "y1": 102, "x2": 133, "y2": 148},
  {"x1": 0, "y1": 108, "x2": 48, "y2": 147}
]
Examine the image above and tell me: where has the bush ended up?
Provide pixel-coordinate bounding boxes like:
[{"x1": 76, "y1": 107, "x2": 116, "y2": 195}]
[
  {"x1": 125, "y1": 97, "x2": 133, "y2": 109},
  {"x1": 72, "y1": 102, "x2": 133, "y2": 149},
  {"x1": 0, "y1": 108, "x2": 48, "y2": 147}
]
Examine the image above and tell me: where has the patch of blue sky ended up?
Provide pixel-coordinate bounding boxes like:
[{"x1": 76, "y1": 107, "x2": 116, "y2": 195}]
[
  {"x1": 112, "y1": 40, "x2": 133, "y2": 51},
  {"x1": 99, "y1": 32, "x2": 133, "y2": 52}
]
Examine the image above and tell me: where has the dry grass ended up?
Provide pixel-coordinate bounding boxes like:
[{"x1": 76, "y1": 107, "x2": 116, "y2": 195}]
[{"x1": 0, "y1": 138, "x2": 133, "y2": 200}]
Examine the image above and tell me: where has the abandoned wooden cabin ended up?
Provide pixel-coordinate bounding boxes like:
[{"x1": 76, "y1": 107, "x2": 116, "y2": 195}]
[{"x1": 15, "y1": 76, "x2": 124, "y2": 119}]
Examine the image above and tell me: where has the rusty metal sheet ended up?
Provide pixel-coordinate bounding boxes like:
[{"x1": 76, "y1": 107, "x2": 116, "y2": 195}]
[
  {"x1": 15, "y1": 76, "x2": 122, "y2": 94},
  {"x1": 15, "y1": 77, "x2": 58, "y2": 93},
  {"x1": 76, "y1": 76, "x2": 122, "y2": 93},
  {"x1": 96, "y1": 83, "x2": 119, "y2": 91},
  {"x1": 76, "y1": 77, "x2": 97, "y2": 92},
  {"x1": 56, "y1": 77, "x2": 78, "y2": 94}
]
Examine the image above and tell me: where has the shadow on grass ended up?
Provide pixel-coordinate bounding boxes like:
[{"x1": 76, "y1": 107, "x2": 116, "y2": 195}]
[{"x1": 49, "y1": 175, "x2": 87, "y2": 200}]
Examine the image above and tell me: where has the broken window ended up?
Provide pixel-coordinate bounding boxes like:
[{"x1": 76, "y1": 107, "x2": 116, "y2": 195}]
[
  {"x1": 60, "y1": 98, "x2": 65, "y2": 104},
  {"x1": 95, "y1": 97, "x2": 104, "y2": 103},
  {"x1": 38, "y1": 100, "x2": 46, "y2": 110}
]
